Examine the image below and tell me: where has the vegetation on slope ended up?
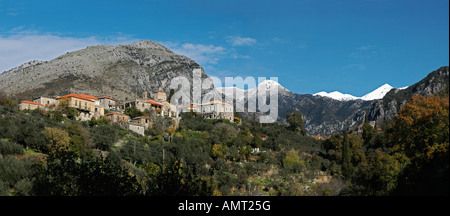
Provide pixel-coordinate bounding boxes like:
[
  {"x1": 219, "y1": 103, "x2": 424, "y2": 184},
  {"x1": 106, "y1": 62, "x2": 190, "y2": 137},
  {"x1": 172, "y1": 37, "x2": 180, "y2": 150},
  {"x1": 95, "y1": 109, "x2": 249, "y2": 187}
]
[{"x1": 0, "y1": 89, "x2": 448, "y2": 196}]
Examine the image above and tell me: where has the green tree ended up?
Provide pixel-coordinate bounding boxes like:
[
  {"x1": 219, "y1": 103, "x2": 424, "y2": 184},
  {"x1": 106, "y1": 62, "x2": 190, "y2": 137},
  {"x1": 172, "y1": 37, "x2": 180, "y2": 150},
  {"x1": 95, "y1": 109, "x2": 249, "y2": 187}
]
[
  {"x1": 362, "y1": 115, "x2": 376, "y2": 148},
  {"x1": 91, "y1": 124, "x2": 119, "y2": 151},
  {"x1": 341, "y1": 130, "x2": 353, "y2": 179},
  {"x1": 33, "y1": 152, "x2": 141, "y2": 196},
  {"x1": 0, "y1": 156, "x2": 34, "y2": 196},
  {"x1": 391, "y1": 95, "x2": 449, "y2": 195},
  {"x1": 168, "y1": 89, "x2": 175, "y2": 103},
  {"x1": 286, "y1": 110, "x2": 307, "y2": 135},
  {"x1": 145, "y1": 160, "x2": 213, "y2": 196},
  {"x1": 42, "y1": 127, "x2": 71, "y2": 155},
  {"x1": 212, "y1": 144, "x2": 226, "y2": 159},
  {"x1": 283, "y1": 149, "x2": 305, "y2": 173},
  {"x1": 65, "y1": 107, "x2": 79, "y2": 120},
  {"x1": 124, "y1": 106, "x2": 143, "y2": 119}
]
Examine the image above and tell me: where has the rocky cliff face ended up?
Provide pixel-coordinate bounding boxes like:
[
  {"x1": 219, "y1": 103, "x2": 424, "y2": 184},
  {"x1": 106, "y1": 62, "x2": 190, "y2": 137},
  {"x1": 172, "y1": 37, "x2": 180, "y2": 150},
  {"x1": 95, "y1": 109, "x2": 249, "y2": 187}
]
[
  {"x1": 297, "y1": 66, "x2": 448, "y2": 135},
  {"x1": 368, "y1": 66, "x2": 449, "y2": 123},
  {"x1": 0, "y1": 40, "x2": 208, "y2": 102}
]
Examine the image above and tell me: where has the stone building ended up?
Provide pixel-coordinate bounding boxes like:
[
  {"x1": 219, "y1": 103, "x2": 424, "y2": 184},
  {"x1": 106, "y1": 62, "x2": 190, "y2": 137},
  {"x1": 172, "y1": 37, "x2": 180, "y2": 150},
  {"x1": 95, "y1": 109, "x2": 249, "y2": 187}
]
[
  {"x1": 98, "y1": 96, "x2": 116, "y2": 110},
  {"x1": 199, "y1": 100, "x2": 234, "y2": 122},
  {"x1": 130, "y1": 116, "x2": 152, "y2": 129},
  {"x1": 33, "y1": 96, "x2": 57, "y2": 109},
  {"x1": 127, "y1": 89, "x2": 176, "y2": 117},
  {"x1": 56, "y1": 93, "x2": 105, "y2": 120},
  {"x1": 153, "y1": 90, "x2": 167, "y2": 102},
  {"x1": 161, "y1": 100, "x2": 177, "y2": 117},
  {"x1": 127, "y1": 122, "x2": 145, "y2": 136},
  {"x1": 105, "y1": 112, "x2": 129, "y2": 126},
  {"x1": 19, "y1": 101, "x2": 44, "y2": 111},
  {"x1": 177, "y1": 104, "x2": 199, "y2": 114}
]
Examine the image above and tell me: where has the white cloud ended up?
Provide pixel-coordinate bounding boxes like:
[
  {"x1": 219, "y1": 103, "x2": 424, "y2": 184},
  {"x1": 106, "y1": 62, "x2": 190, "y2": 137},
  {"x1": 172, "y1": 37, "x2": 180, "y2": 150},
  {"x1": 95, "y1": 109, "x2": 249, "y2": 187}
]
[
  {"x1": 161, "y1": 42, "x2": 226, "y2": 65},
  {"x1": 226, "y1": 36, "x2": 257, "y2": 46},
  {"x1": 0, "y1": 30, "x2": 138, "y2": 73}
]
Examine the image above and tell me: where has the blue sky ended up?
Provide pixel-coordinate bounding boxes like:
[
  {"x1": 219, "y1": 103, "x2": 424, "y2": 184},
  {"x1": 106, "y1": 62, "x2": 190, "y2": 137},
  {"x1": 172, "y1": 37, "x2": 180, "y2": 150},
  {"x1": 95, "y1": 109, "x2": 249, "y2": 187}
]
[{"x1": 0, "y1": 0, "x2": 448, "y2": 96}]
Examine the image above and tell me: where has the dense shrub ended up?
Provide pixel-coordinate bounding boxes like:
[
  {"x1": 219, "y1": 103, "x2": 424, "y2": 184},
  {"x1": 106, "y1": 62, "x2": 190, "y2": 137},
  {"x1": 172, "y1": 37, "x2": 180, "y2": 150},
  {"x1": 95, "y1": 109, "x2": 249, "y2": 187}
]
[
  {"x1": 0, "y1": 140, "x2": 24, "y2": 156},
  {"x1": 90, "y1": 124, "x2": 120, "y2": 151}
]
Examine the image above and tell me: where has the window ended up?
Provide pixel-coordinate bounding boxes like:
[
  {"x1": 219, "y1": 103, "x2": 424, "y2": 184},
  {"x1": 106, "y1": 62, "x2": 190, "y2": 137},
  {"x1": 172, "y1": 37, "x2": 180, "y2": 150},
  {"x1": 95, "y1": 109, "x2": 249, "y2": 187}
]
[
  {"x1": 85, "y1": 102, "x2": 87, "y2": 110},
  {"x1": 75, "y1": 100, "x2": 78, "y2": 106}
]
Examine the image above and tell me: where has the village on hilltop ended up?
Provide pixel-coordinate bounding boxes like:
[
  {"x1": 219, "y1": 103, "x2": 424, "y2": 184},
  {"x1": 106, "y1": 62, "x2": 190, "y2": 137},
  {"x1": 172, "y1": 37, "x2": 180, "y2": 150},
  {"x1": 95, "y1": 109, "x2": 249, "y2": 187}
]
[{"x1": 18, "y1": 90, "x2": 235, "y2": 136}]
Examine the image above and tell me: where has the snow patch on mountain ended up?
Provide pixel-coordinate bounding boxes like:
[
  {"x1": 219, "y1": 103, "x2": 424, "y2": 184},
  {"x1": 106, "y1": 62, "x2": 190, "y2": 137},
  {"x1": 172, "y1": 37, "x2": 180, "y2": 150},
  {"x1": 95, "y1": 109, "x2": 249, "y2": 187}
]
[
  {"x1": 314, "y1": 83, "x2": 408, "y2": 101},
  {"x1": 360, "y1": 84, "x2": 393, "y2": 101},
  {"x1": 216, "y1": 79, "x2": 289, "y2": 99},
  {"x1": 313, "y1": 91, "x2": 359, "y2": 101}
]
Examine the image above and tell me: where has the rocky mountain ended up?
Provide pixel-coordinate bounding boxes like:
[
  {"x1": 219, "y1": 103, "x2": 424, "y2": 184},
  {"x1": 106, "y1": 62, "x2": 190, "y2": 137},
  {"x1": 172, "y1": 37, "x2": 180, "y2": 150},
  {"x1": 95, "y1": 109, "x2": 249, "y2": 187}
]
[
  {"x1": 224, "y1": 66, "x2": 449, "y2": 136},
  {"x1": 367, "y1": 66, "x2": 449, "y2": 124},
  {"x1": 0, "y1": 40, "x2": 210, "y2": 102}
]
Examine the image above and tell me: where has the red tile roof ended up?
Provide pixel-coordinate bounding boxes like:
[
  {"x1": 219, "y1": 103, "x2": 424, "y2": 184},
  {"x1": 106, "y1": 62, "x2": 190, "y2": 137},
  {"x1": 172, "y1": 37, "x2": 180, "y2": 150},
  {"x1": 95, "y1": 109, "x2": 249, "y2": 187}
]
[
  {"x1": 20, "y1": 101, "x2": 44, "y2": 106},
  {"x1": 311, "y1": 135, "x2": 329, "y2": 140},
  {"x1": 178, "y1": 105, "x2": 197, "y2": 109},
  {"x1": 146, "y1": 100, "x2": 163, "y2": 106},
  {"x1": 79, "y1": 94, "x2": 99, "y2": 100},
  {"x1": 105, "y1": 112, "x2": 125, "y2": 116},
  {"x1": 98, "y1": 96, "x2": 115, "y2": 101},
  {"x1": 56, "y1": 93, "x2": 94, "y2": 102}
]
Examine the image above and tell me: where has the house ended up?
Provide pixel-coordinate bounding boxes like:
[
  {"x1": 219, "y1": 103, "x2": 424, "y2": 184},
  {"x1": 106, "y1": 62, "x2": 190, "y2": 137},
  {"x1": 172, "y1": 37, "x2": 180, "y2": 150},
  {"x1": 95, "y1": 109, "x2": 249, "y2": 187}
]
[
  {"x1": 19, "y1": 101, "x2": 44, "y2": 111},
  {"x1": 57, "y1": 93, "x2": 95, "y2": 111},
  {"x1": 177, "y1": 104, "x2": 199, "y2": 114},
  {"x1": 56, "y1": 93, "x2": 105, "y2": 120},
  {"x1": 377, "y1": 126, "x2": 383, "y2": 133},
  {"x1": 176, "y1": 100, "x2": 235, "y2": 121},
  {"x1": 161, "y1": 100, "x2": 177, "y2": 117},
  {"x1": 127, "y1": 122, "x2": 145, "y2": 136},
  {"x1": 98, "y1": 96, "x2": 116, "y2": 110},
  {"x1": 79, "y1": 94, "x2": 101, "y2": 106},
  {"x1": 199, "y1": 100, "x2": 234, "y2": 122},
  {"x1": 311, "y1": 135, "x2": 329, "y2": 140},
  {"x1": 153, "y1": 90, "x2": 167, "y2": 102},
  {"x1": 128, "y1": 90, "x2": 170, "y2": 116},
  {"x1": 130, "y1": 116, "x2": 152, "y2": 129},
  {"x1": 33, "y1": 96, "x2": 57, "y2": 109},
  {"x1": 105, "y1": 112, "x2": 129, "y2": 126}
]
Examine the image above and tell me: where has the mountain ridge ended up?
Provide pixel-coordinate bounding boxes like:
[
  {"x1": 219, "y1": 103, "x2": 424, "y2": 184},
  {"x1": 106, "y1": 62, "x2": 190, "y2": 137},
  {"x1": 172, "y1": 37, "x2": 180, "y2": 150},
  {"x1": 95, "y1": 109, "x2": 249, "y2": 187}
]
[
  {"x1": 228, "y1": 66, "x2": 448, "y2": 135},
  {"x1": 313, "y1": 83, "x2": 408, "y2": 101}
]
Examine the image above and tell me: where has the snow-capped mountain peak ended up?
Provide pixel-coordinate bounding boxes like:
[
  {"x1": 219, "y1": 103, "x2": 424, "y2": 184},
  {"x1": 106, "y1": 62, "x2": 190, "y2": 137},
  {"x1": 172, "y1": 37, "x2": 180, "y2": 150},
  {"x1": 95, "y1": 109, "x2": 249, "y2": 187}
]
[
  {"x1": 360, "y1": 83, "x2": 393, "y2": 101},
  {"x1": 313, "y1": 91, "x2": 359, "y2": 101},
  {"x1": 257, "y1": 79, "x2": 289, "y2": 92},
  {"x1": 313, "y1": 83, "x2": 403, "y2": 101}
]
